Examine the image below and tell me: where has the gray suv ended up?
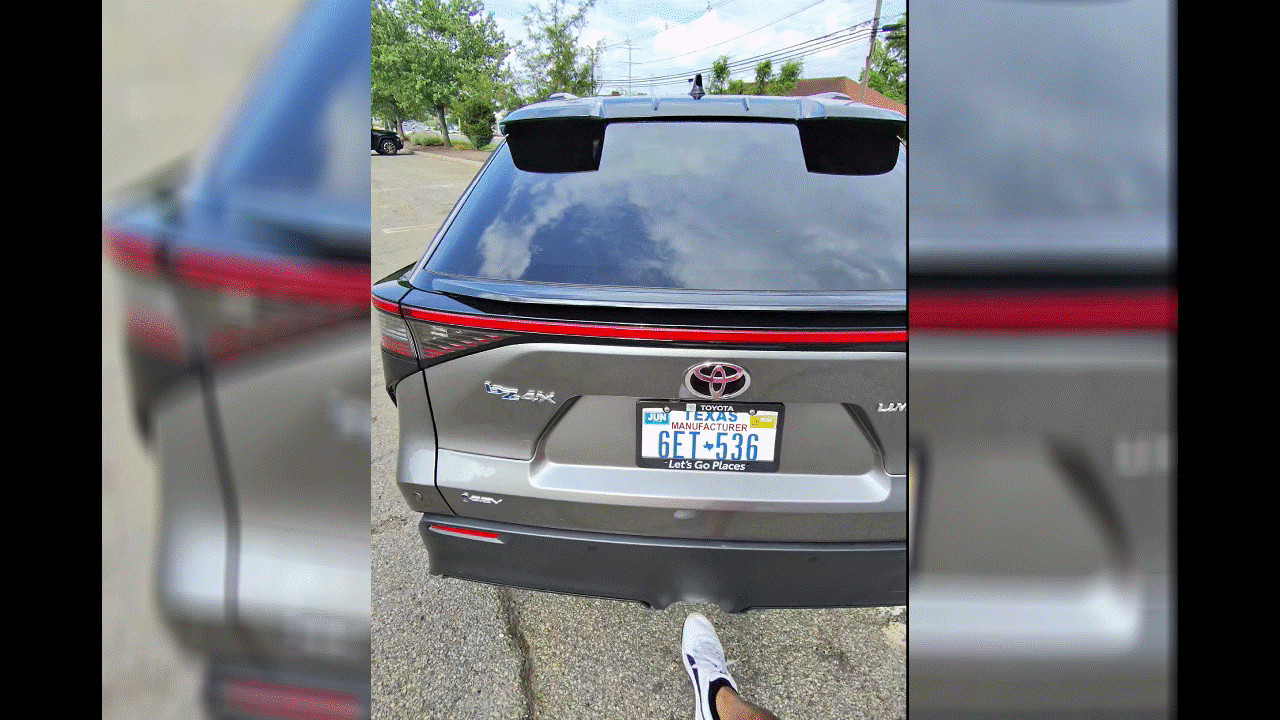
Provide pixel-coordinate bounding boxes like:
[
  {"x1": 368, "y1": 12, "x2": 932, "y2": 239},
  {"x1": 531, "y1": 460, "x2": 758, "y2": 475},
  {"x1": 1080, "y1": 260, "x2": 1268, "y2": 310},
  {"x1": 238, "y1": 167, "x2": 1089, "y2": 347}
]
[{"x1": 374, "y1": 92, "x2": 907, "y2": 612}]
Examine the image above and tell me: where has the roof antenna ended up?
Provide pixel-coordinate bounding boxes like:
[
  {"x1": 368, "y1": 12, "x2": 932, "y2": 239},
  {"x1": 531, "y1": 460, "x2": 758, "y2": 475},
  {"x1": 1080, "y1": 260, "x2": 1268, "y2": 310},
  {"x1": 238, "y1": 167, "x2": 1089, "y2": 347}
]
[{"x1": 688, "y1": 73, "x2": 705, "y2": 99}]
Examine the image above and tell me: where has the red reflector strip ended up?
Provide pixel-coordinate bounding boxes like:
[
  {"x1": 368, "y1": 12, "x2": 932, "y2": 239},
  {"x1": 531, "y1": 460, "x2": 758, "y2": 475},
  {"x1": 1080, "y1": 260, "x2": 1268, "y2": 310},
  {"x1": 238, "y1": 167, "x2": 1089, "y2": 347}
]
[
  {"x1": 221, "y1": 676, "x2": 360, "y2": 720},
  {"x1": 177, "y1": 249, "x2": 370, "y2": 306},
  {"x1": 428, "y1": 524, "x2": 502, "y2": 541},
  {"x1": 400, "y1": 307, "x2": 906, "y2": 344},
  {"x1": 910, "y1": 289, "x2": 1176, "y2": 332},
  {"x1": 103, "y1": 229, "x2": 159, "y2": 275}
]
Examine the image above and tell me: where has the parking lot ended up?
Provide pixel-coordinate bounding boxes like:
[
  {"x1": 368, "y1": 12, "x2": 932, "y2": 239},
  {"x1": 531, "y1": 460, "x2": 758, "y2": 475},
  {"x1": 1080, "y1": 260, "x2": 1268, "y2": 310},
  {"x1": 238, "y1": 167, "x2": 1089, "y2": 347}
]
[{"x1": 370, "y1": 148, "x2": 906, "y2": 720}]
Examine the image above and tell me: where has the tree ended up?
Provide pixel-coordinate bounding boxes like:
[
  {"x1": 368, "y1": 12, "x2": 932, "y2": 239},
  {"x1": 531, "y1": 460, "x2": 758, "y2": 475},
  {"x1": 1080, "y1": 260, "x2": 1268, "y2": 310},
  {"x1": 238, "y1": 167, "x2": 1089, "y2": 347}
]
[
  {"x1": 371, "y1": 0, "x2": 510, "y2": 148},
  {"x1": 517, "y1": 0, "x2": 599, "y2": 103},
  {"x1": 774, "y1": 60, "x2": 803, "y2": 95},
  {"x1": 754, "y1": 60, "x2": 773, "y2": 94},
  {"x1": 862, "y1": 13, "x2": 906, "y2": 105},
  {"x1": 884, "y1": 12, "x2": 906, "y2": 67},
  {"x1": 709, "y1": 55, "x2": 730, "y2": 94},
  {"x1": 372, "y1": 0, "x2": 414, "y2": 137},
  {"x1": 457, "y1": 94, "x2": 497, "y2": 148}
]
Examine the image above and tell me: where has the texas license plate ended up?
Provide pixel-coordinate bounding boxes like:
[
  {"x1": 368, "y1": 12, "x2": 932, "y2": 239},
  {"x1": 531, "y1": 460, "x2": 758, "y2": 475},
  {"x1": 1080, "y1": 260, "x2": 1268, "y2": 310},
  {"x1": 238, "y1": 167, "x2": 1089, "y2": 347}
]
[{"x1": 635, "y1": 401, "x2": 783, "y2": 473}]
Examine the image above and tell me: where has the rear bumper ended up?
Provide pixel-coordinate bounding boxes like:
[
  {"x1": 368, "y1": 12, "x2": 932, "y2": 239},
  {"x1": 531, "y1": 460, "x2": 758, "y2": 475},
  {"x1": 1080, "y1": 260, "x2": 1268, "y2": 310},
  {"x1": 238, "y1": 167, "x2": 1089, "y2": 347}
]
[{"x1": 419, "y1": 514, "x2": 905, "y2": 612}]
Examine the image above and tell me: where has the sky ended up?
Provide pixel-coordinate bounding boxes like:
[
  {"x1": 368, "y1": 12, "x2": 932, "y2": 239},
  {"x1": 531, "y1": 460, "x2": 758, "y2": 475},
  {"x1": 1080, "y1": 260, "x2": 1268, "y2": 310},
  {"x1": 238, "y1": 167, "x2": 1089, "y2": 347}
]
[{"x1": 477, "y1": 0, "x2": 906, "y2": 94}]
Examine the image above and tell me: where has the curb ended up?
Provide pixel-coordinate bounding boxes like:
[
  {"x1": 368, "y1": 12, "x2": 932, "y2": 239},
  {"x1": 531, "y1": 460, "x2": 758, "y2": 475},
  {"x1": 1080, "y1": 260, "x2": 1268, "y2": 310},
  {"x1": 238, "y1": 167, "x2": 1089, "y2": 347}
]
[{"x1": 408, "y1": 149, "x2": 486, "y2": 167}]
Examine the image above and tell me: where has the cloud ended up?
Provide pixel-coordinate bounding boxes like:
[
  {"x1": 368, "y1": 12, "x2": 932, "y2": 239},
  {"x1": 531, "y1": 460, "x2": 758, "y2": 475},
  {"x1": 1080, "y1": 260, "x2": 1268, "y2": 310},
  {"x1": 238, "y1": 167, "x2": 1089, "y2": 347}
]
[{"x1": 491, "y1": 0, "x2": 902, "y2": 92}]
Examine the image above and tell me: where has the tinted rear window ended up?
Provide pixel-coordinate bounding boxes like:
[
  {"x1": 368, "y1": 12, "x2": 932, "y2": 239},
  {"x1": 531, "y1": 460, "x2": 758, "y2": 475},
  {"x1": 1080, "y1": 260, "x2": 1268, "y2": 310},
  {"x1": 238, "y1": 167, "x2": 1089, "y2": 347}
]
[{"x1": 425, "y1": 121, "x2": 905, "y2": 292}]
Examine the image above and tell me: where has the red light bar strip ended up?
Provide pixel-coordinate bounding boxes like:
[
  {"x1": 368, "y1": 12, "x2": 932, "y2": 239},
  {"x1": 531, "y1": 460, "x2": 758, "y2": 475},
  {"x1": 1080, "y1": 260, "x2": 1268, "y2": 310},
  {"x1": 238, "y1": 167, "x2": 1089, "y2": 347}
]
[
  {"x1": 103, "y1": 230, "x2": 159, "y2": 275},
  {"x1": 910, "y1": 289, "x2": 1177, "y2": 332},
  {"x1": 222, "y1": 677, "x2": 360, "y2": 720},
  {"x1": 371, "y1": 295, "x2": 400, "y2": 314},
  {"x1": 401, "y1": 307, "x2": 906, "y2": 344},
  {"x1": 177, "y1": 249, "x2": 370, "y2": 306},
  {"x1": 428, "y1": 524, "x2": 503, "y2": 542}
]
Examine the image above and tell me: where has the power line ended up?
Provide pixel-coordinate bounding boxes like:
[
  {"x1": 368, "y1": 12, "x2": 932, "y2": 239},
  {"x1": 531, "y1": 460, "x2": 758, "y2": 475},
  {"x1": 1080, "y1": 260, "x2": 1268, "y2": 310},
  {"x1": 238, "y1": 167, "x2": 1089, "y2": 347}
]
[
  {"x1": 629, "y1": 0, "x2": 832, "y2": 66},
  {"x1": 592, "y1": 1, "x2": 906, "y2": 92},
  {"x1": 598, "y1": 34, "x2": 868, "y2": 86},
  {"x1": 602, "y1": 26, "x2": 868, "y2": 83},
  {"x1": 599, "y1": 0, "x2": 739, "y2": 51},
  {"x1": 599, "y1": 25, "x2": 872, "y2": 85}
]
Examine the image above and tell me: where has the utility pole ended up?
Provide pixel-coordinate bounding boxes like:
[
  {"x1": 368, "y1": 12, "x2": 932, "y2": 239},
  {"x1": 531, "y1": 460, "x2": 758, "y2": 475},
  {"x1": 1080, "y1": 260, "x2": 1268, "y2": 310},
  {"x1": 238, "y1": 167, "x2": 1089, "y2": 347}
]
[
  {"x1": 626, "y1": 39, "x2": 633, "y2": 95},
  {"x1": 859, "y1": 0, "x2": 883, "y2": 102}
]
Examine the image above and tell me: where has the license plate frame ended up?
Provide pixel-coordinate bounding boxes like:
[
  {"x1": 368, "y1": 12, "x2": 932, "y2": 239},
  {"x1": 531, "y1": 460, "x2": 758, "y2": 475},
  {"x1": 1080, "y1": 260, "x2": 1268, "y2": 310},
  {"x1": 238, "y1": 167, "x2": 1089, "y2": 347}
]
[{"x1": 635, "y1": 400, "x2": 784, "y2": 473}]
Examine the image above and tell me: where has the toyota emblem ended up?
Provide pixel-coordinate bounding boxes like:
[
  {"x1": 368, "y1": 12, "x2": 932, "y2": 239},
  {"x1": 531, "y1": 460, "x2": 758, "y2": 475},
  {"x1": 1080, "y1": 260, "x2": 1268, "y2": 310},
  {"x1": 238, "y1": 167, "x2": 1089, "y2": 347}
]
[{"x1": 684, "y1": 362, "x2": 750, "y2": 399}]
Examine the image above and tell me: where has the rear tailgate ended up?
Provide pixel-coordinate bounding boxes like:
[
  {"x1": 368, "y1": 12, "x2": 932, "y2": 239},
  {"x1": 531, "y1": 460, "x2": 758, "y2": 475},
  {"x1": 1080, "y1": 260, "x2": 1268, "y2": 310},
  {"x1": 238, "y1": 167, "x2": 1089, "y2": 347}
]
[{"x1": 382, "y1": 287, "x2": 907, "y2": 543}]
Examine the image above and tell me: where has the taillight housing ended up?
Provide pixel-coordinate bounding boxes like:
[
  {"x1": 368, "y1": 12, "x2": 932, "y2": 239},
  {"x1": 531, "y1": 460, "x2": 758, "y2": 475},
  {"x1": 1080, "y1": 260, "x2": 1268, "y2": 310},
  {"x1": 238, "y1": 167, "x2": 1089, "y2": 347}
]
[
  {"x1": 105, "y1": 222, "x2": 369, "y2": 436},
  {"x1": 373, "y1": 294, "x2": 512, "y2": 366},
  {"x1": 404, "y1": 319, "x2": 510, "y2": 360},
  {"x1": 376, "y1": 309, "x2": 416, "y2": 358},
  {"x1": 373, "y1": 293, "x2": 516, "y2": 401}
]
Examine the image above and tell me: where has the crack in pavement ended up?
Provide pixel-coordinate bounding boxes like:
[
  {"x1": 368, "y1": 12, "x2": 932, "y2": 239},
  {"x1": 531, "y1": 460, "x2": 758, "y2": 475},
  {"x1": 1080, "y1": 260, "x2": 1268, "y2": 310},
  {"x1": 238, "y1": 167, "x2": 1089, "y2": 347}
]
[{"x1": 496, "y1": 588, "x2": 537, "y2": 720}]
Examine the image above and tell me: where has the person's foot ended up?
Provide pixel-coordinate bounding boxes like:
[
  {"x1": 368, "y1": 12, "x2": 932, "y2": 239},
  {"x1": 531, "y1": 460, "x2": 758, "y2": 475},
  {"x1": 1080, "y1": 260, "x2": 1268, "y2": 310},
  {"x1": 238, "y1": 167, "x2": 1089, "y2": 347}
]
[{"x1": 682, "y1": 612, "x2": 737, "y2": 720}]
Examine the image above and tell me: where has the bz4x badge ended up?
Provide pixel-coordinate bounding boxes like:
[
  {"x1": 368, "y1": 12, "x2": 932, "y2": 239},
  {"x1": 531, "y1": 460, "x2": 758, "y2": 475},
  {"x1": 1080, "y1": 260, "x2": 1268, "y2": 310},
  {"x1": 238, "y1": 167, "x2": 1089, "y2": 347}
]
[{"x1": 485, "y1": 381, "x2": 556, "y2": 403}]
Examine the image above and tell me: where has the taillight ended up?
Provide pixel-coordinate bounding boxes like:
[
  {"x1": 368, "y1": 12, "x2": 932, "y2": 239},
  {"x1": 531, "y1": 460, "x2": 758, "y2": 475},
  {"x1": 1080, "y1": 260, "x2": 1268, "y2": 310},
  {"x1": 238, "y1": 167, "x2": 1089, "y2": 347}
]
[
  {"x1": 376, "y1": 308, "x2": 416, "y2": 358},
  {"x1": 372, "y1": 296, "x2": 511, "y2": 364},
  {"x1": 405, "y1": 319, "x2": 510, "y2": 360},
  {"x1": 105, "y1": 229, "x2": 185, "y2": 358},
  {"x1": 105, "y1": 223, "x2": 369, "y2": 435},
  {"x1": 173, "y1": 248, "x2": 368, "y2": 363}
]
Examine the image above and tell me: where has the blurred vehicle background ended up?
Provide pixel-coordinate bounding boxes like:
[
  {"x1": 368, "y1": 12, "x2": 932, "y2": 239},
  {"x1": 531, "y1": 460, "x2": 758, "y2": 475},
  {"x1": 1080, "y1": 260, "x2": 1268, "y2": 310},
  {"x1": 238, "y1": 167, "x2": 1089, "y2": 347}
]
[
  {"x1": 103, "y1": 1, "x2": 371, "y2": 718},
  {"x1": 908, "y1": 0, "x2": 1173, "y2": 717}
]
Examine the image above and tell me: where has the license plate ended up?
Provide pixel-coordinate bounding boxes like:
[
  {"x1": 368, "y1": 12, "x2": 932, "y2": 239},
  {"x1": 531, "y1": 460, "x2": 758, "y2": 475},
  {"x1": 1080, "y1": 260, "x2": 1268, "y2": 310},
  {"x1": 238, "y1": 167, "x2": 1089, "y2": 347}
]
[{"x1": 635, "y1": 401, "x2": 784, "y2": 473}]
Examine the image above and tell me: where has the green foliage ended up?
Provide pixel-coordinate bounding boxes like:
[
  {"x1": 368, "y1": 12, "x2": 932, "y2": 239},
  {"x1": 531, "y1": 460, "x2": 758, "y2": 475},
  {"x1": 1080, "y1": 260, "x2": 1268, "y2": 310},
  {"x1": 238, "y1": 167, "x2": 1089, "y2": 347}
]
[
  {"x1": 409, "y1": 133, "x2": 444, "y2": 146},
  {"x1": 862, "y1": 14, "x2": 906, "y2": 105},
  {"x1": 774, "y1": 60, "x2": 802, "y2": 95},
  {"x1": 452, "y1": 138, "x2": 493, "y2": 150},
  {"x1": 516, "y1": 0, "x2": 599, "y2": 103},
  {"x1": 884, "y1": 12, "x2": 906, "y2": 66},
  {"x1": 457, "y1": 95, "x2": 496, "y2": 149},
  {"x1": 754, "y1": 60, "x2": 773, "y2": 94},
  {"x1": 710, "y1": 56, "x2": 730, "y2": 94},
  {"x1": 710, "y1": 57, "x2": 801, "y2": 96},
  {"x1": 372, "y1": 1, "x2": 412, "y2": 135},
  {"x1": 371, "y1": 0, "x2": 512, "y2": 147}
]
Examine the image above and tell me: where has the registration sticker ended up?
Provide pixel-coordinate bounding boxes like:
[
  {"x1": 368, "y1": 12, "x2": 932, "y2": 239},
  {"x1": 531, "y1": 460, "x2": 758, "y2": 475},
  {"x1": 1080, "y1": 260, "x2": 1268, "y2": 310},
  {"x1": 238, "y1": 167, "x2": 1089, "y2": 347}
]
[{"x1": 635, "y1": 401, "x2": 784, "y2": 473}]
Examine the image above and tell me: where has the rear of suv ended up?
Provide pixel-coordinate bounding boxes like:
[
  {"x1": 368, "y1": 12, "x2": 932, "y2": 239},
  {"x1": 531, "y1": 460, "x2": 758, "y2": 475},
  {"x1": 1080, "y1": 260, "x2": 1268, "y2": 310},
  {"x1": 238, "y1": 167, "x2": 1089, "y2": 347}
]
[{"x1": 374, "y1": 92, "x2": 907, "y2": 612}]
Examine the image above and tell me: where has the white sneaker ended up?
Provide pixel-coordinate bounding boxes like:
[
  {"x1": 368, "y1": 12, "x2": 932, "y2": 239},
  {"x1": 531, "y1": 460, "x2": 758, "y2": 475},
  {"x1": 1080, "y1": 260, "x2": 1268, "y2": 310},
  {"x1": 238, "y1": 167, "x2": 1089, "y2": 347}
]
[{"x1": 682, "y1": 612, "x2": 738, "y2": 720}]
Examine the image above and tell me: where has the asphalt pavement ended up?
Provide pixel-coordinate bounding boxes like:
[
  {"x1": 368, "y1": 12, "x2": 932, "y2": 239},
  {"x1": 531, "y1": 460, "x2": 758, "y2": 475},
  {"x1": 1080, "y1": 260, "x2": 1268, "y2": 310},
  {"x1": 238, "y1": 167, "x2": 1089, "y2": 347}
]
[{"x1": 370, "y1": 149, "x2": 906, "y2": 720}]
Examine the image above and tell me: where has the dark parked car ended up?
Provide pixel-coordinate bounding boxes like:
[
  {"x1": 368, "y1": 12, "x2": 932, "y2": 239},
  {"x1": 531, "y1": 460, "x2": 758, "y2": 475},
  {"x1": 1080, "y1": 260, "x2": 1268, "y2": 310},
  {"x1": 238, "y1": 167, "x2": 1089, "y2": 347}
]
[
  {"x1": 372, "y1": 128, "x2": 402, "y2": 155},
  {"x1": 374, "y1": 91, "x2": 907, "y2": 612}
]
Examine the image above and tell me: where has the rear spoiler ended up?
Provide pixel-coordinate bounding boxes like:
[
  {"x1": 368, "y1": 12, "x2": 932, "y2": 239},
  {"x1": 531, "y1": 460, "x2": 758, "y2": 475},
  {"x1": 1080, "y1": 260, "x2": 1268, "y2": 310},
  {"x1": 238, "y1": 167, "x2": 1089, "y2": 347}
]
[{"x1": 501, "y1": 114, "x2": 904, "y2": 175}]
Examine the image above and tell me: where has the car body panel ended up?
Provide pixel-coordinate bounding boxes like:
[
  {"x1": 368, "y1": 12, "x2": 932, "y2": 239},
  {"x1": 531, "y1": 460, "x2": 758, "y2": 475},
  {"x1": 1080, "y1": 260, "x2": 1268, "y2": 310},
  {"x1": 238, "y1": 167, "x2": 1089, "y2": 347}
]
[
  {"x1": 908, "y1": 0, "x2": 1171, "y2": 715},
  {"x1": 419, "y1": 514, "x2": 906, "y2": 612}
]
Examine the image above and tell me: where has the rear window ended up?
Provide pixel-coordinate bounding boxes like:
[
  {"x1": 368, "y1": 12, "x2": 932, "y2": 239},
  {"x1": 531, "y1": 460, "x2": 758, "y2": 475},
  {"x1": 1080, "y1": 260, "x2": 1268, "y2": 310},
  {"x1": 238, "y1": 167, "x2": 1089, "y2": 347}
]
[{"x1": 424, "y1": 121, "x2": 905, "y2": 292}]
